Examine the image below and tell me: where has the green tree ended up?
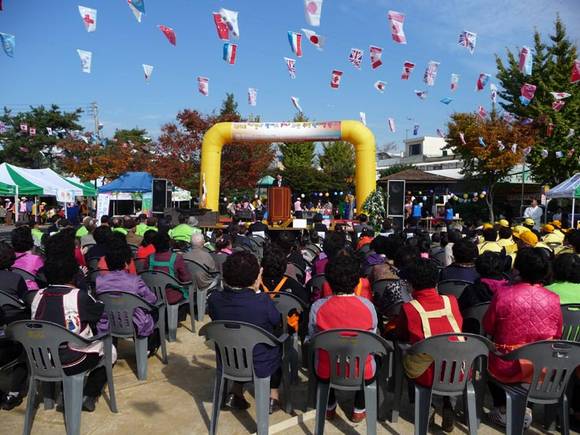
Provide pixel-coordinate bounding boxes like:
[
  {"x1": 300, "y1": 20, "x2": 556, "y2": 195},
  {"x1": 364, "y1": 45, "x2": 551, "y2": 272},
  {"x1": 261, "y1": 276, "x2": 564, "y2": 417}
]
[
  {"x1": 446, "y1": 112, "x2": 535, "y2": 221},
  {"x1": 495, "y1": 17, "x2": 579, "y2": 185},
  {"x1": 0, "y1": 105, "x2": 83, "y2": 168},
  {"x1": 318, "y1": 140, "x2": 355, "y2": 191}
]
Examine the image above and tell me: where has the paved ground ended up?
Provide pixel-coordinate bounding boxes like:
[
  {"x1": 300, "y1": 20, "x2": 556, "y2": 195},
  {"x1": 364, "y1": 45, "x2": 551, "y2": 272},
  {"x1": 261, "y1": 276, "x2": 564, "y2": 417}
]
[{"x1": 1, "y1": 319, "x2": 577, "y2": 435}]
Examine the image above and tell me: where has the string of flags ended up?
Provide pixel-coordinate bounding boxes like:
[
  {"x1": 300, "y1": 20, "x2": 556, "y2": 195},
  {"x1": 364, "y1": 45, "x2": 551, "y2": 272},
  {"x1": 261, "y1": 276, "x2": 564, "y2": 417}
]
[
  {"x1": 248, "y1": 88, "x2": 257, "y2": 106},
  {"x1": 330, "y1": 70, "x2": 343, "y2": 89},
  {"x1": 288, "y1": 31, "x2": 303, "y2": 57},
  {"x1": 128, "y1": 0, "x2": 144, "y2": 23},
  {"x1": 284, "y1": 57, "x2": 297, "y2": 79},
  {"x1": 458, "y1": 30, "x2": 477, "y2": 54},
  {"x1": 78, "y1": 6, "x2": 97, "y2": 32},
  {"x1": 158, "y1": 25, "x2": 176, "y2": 46},
  {"x1": 302, "y1": 28, "x2": 324, "y2": 50},
  {"x1": 143, "y1": 64, "x2": 153, "y2": 82},
  {"x1": 387, "y1": 11, "x2": 406, "y2": 44},
  {"x1": 348, "y1": 48, "x2": 363, "y2": 69},
  {"x1": 369, "y1": 46, "x2": 383, "y2": 69},
  {"x1": 304, "y1": 0, "x2": 323, "y2": 26}
]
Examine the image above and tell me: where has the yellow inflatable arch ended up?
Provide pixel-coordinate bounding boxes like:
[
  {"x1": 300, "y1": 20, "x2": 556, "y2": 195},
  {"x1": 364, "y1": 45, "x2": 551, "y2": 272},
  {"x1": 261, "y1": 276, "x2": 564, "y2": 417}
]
[{"x1": 199, "y1": 120, "x2": 376, "y2": 212}]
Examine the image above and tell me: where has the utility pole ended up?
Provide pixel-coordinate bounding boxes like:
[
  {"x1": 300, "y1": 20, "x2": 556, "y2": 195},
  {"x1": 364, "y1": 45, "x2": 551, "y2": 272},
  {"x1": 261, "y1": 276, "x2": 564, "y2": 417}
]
[{"x1": 90, "y1": 101, "x2": 100, "y2": 143}]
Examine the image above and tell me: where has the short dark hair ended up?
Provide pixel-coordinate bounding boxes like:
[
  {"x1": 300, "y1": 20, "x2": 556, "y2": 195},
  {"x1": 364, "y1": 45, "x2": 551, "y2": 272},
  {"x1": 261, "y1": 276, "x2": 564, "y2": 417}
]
[
  {"x1": 123, "y1": 217, "x2": 136, "y2": 229},
  {"x1": 405, "y1": 259, "x2": 439, "y2": 291},
  {"x1": 322, "y1": 232, "x2": 346, "y2": 259},
  {"x1": 358, "y1": 214, "x2": 368, "y2": 223},
  {"x1": 475, "y1": 252, "x2": 504, "y2": 279},
  {"x1": 261, "y1": 245, "x2": 288, "y2": 282},
  {"x1": 0, "y1": 241, "x2": 16, "y2": 270},
  {"x1": 393, "y1": 246, "x2": 420, "y2": 269},
  {"x1": 146, "y1": 216, "x2": 157, "y2": 227},
  {"x1": 514, "y1": 248, "x2": 551, "y2": 284},
  {"x1": 552, "y1": 253, "x2": 580, "y2": 283},
  {"x1": 11, "y1": 226, "x2": 34, "y2": 252},
  {"x1": 178, "y1": 214, "x2": 187, "y2": 224},
  {"x1": 222, "y1": 251, "x2": 260, "y2": 288},
  {"x1": 152, "y1": 231, "x2": 171, "y2": 252},
  {"x1": 100, "y1": 215, "x2": 110, "y2": 224},
  {"x1": 498, "y1": 227, "x2": 512, "y2": 240},
  {"x1": 448, "y1": 230, "x2": 462, "y2": 244},
  {"x1": 105, "y1": 233, "x2": 132, "y2": 271},
  {"x1": 43, "y1": 254, "x2": 79, "y2": 285},
  {"x1": 44, "y1": 230, "x2": 76, "y2": 259},
  {"x1": 93, "y1": 225, "x2": 112, "y2": 245},
  {"x1": 567, "y1": 230, "x2": 580, "y2": 253},
  {"x1": 370, "y1": 236, "x2": 389, "y2": 255},
  {"x1": 482, "y1": 228, "x2": 498, "y2": 242},
  {"x1": 360, "y1": 227, "x2": 375, "y2": 238},
  {"x1": 452, "y1": 239, "x2": 478, "y2": 263},
  {"x1": 141, "y1": 229, "x2": 157, "y2": 247},
  {"x1": 325, "y1": 253, "x2": 360, "y2": 294}
]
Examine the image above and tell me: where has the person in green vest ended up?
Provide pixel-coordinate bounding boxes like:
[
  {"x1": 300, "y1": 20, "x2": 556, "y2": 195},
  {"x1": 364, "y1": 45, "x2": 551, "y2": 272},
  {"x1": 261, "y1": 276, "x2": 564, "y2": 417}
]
[
  {"x1": 169, "y1": 215, "x2": 201, "y2": 244},
  {"x1": 30, "y1": 221, "x2": 45, "y2": 248},
  {"x1": 135, "y1": 214, "x2": 149, "y2": 237},
  {"x1": 75, "y1": 216, "x2": 95, "y2": 238},
  {"x1": 111, "y1": 217, "x2": 128, "y2": 236},
  {"x1": 546, "y1": 253, "x2": 580, "y2": 304}
]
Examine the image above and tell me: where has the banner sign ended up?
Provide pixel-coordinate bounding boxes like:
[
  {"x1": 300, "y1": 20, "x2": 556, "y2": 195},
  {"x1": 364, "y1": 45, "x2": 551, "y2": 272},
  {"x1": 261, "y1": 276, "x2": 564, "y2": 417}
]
[{"x1": 231, "y1": 121, "x2": 341, "y2": 142}]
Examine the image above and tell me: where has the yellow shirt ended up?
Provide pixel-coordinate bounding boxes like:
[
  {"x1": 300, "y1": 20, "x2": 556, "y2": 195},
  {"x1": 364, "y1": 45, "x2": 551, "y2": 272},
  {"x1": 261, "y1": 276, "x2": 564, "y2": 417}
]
[
  {"x1": 497, "y1": 238, "x2": 518, "y2": 255},
  {"x1": 478, "y1": 241, "x2": 504, "y2": 255},
  {"x1": 542, "y1": 233, "x2": 563, "y2": 246}
]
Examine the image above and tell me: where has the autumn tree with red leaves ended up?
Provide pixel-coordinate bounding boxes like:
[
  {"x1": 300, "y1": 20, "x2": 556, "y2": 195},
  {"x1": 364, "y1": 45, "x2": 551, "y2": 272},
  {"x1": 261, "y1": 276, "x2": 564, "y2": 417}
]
[
  {"x1": 446, "y1": 111, "x2": 536, "y2": 221},
  {"x1": 156, "y1": 93, "x2": 274, "y2": 194}
]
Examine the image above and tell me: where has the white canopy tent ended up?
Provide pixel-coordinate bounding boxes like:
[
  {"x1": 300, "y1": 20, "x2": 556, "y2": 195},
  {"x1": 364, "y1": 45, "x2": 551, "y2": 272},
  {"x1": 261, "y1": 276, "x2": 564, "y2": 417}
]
[{"x1": 546, "y1": 173, "x2": 580, "y2": 228}]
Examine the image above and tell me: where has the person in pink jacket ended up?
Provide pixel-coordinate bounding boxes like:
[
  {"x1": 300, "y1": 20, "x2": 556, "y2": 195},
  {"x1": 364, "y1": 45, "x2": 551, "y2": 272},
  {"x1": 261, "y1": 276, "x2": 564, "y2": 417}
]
[
  {"x1": 484, "y1": 248, "x2": 562, "y2": 428},
  {"x1": 11, "y1": 226, "x2": 44, "y2": 291}
]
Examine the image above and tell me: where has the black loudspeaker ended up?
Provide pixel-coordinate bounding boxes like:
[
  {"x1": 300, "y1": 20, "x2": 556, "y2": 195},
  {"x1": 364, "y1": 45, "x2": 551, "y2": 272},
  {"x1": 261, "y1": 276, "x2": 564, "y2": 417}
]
[
  {"x1": 390, "y1": 216, "x2": 405, "y2": 232},
  {"x1": 387, "y1": 180, "x2": 406, "y2": 216},
  {"x1": 152, "y1": 179, "x2": 168, "y2": 213}
]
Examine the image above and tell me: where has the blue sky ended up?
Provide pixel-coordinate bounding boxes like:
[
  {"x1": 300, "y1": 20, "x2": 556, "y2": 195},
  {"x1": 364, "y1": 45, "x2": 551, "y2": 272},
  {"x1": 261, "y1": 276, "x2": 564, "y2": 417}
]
[{"x1": 1, "y1": 0, "x2": 579, "y2": 152}]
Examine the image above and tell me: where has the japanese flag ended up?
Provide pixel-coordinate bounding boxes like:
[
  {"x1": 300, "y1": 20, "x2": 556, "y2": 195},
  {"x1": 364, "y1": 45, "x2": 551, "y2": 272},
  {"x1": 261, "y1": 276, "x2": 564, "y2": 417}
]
[
  {"x1": 374, "y1": 81, "x2": 386, "y2": 93},
  {"x1": 304, "y1": 0, "x2": 323, "y2": 26},
  {"x1": 301, "y1": 28, "x2": 325, "y2": 50}
]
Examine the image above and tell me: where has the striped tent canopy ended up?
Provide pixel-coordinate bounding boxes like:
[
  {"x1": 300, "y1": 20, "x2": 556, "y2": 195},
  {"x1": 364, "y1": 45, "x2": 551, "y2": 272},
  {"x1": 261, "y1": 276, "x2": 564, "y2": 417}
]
[
  {"x1": 0, "y1": 163, "x2": 96, "y2": 197},
  {"x1": 546, "y1": 173, "x2": 580, "y2": 199}
]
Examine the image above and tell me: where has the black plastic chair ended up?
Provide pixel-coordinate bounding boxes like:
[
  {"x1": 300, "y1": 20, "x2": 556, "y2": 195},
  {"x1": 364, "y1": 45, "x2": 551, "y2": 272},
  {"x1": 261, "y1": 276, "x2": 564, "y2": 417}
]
[
  {"x1": 271, "y1": 292, "x2": 305, "y2": 412},
  {"x1": 184, "y1": 258, "x2": 221, "y2": 323},
  {"x1": 492, "y1": 340, "x2": 580, "y2": 435},
  {"x1": 0, "y1": 289, "x2": 27, "y2": 313},
  {"x1": 7, "y1": 320, "x2": 117, "y2": 435},
  {"x1": 395, "y1": 333, "x2": 493, "y2": 435},
  {"x1": 561, "y1": 304, "x2": 580, "y2": 342},
  {"x1": 199, "y1": 321, "x2": 288, "y2": 435},
  {"x1": 461, "y1": 302, "x2": 491, "y2": 336},
  {"x1": 139, "y1": 270, "x2": 193, "y2": 341},
  {"x1": 309, "y1": 329, "x2": 394, "y2": 435},
  {"x1": 437, "y1": 280, "x2": 472, "y2": 298},
  {"x1": 97, "y1": 291, "x2": 168, "y2": 380},
  {"x1": 10, "y1": 267, "x2": 41, "y2": 285}
]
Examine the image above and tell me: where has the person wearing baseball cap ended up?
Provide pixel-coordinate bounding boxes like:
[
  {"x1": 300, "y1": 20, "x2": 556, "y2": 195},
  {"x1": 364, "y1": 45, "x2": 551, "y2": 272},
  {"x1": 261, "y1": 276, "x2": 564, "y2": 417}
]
[
  {"x1": 541, "y1": 224, "x2": 562, "y2": 246},
  {"x1": 513, "y1": 227, "x2": 538, "y2": 248}
]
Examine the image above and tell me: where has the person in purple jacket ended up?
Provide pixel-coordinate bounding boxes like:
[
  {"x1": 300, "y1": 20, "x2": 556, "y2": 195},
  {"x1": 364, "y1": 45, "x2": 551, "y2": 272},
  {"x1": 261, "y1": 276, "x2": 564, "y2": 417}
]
[{"x1": 96, "y1": 235, "x2": 160, "y2": 355}]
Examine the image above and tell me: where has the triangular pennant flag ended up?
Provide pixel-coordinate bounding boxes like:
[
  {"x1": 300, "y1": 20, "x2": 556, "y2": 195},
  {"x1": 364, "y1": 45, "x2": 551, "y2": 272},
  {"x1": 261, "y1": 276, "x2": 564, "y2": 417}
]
[
  {"x1": 0, "y1": 32, "x2": 15, "y2": 57},
  {"x1": 143, "y1": 64, "x2": 153, "y2": 81},
  {"x1": 78, "y1": 6, "x2": 97, "y2": 32},
  {"x1": 77, "y1": 49, "x2": 92, "y2": 73},
  {"x1": 284, "y1": 57, "x2": 296, "y2": 79},
  {"x1": 128, "y1": 0, "x2": 143, "y2": 22},
  {"x1": 158, "y1": 25, "x2": 176, "y2": 46}
]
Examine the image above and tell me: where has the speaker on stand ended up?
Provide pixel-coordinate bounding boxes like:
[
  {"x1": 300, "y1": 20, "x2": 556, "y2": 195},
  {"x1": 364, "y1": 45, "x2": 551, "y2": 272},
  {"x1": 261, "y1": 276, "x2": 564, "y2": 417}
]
[
  {"x1": 387, "y1": 180, "x2": 406, "y2": 231},
  {"x1": 152, "y1": 179, "x2": 168, "y2": 214}
]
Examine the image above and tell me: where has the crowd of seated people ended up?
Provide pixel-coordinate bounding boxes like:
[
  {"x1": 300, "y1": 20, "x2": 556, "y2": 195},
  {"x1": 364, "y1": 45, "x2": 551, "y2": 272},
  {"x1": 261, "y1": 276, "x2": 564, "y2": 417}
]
[{"x1": 1, "y1": 211, "x2": 579, "y2": 433}]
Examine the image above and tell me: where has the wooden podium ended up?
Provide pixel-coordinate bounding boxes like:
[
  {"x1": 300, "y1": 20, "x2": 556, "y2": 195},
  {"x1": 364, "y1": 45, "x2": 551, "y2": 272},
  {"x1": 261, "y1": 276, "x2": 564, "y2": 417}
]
[{"x1": 268, "y1": 187, "x2": 291, "y2": 224}]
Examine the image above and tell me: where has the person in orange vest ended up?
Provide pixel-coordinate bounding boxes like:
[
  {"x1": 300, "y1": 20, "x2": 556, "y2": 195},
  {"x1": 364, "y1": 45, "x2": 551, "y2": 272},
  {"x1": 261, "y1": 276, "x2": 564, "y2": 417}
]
[
  {"x1": 396, "y1": 258, "x2": 463, "y2": 433},
  {"x1": 259, "y1": 245, "x2": 308, "y2": 333}
]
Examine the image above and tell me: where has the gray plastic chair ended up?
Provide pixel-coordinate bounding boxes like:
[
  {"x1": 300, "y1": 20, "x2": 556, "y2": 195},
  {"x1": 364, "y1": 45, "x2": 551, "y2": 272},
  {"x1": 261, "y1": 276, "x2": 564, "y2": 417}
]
[
  {"x1": 199, "y1": 320, "x2": 288, "y2": 435},
  {"x1": 561, "y1": 304, "x2": 580, "y2": 341},
  {"x1": 492, "y1": 340, "x2": 580, "y2": 435},
  {"x1": 308, "y1": 274, "x2": 327, "y2": 301},
  {"x1": 184, "y1": 259, "x2": 221, "y2": 323},
  {"x1": 397, "y1": 333, "x2": 493, "y2": 435},
  {"x1": 0, "y1": 289, "x2": 27, "y2": 312},
  {"x1": 97, "y1": 291, "x2": 168, "y2": 380},
  {"x1": 139, "y1": 270, "x2": 193, "y2": 341},
  {"x1": 271, "y1": 292, "x2": 305, "y2": 412},
  {"x1": 436, "y1": 280, "x2": 472, "y2": 298},
  {"x1": 7, "y1": 320, "x2": 117, "y2": 435},
  {"x1": 309, "y1": 329, "x2": 394, "y2": 435}
]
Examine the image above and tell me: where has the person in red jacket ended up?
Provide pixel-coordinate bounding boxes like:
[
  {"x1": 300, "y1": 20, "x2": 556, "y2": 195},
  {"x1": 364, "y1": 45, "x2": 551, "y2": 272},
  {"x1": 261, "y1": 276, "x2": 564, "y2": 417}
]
[
  {"x1": 484, "y1": 248, "x2": 562, "y2": 428},
  {"x1": 308, "y1": 253, "x2": 378, "y2": 423},
  {"x1": 396, "y1": 258, "x2": 463, "y2": 433}
]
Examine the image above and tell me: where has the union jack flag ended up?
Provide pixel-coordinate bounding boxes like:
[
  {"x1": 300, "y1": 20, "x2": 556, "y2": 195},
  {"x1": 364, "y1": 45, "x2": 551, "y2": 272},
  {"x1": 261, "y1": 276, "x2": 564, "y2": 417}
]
[
  {"x1": 458, "y1": 30, "x2": 477, "y2": 54},
  {"x1": 349, "y1": 48, "x2": 363, "y2": 69}
]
